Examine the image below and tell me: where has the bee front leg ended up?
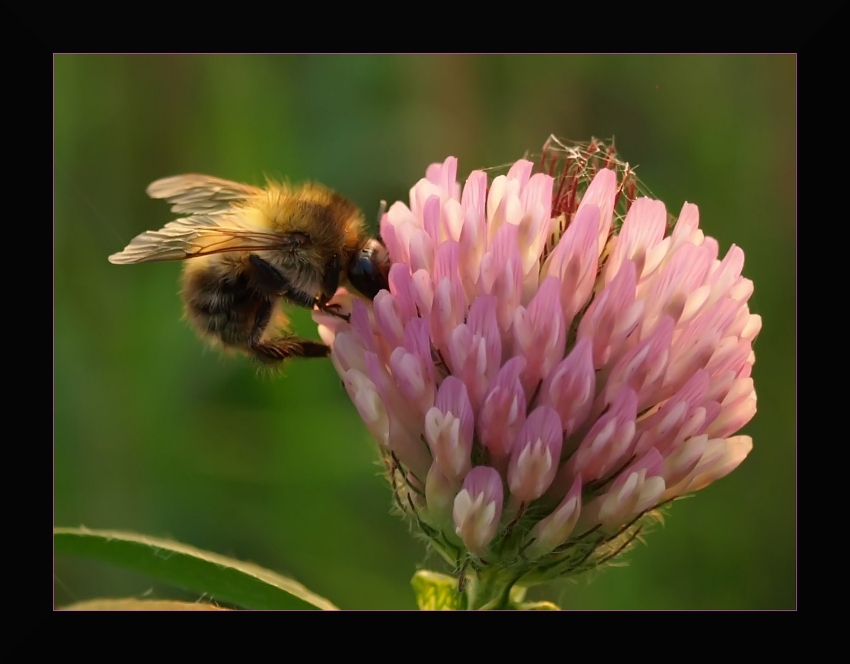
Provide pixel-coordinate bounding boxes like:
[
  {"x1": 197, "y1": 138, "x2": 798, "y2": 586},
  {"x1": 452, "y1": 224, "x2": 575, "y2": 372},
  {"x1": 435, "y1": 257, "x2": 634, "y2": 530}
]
[
  {"x1": 277, "y1": 285, "x2": 349, "y2": 322},
  {"x1": 316, "y1": 301, "x2": 350, "y2": 322},
  {"x1": 316, "y1": 255, "x2": 350, "y2": 322},
  {"x1": 249, "y1": 255, "x2": 349, "y2": 322},
  {"x1": 249, "y1": 298, "x2": 274, "y2": 347},
  {"x1": 249, "y1": 254, "x2": 291, "y2": 293},
  {"x1": 321, "y1": 255, "x2": 341, "y2": 301},
  {"x1": 251, "y1": 336, "x2": 330, "y2": 365}
]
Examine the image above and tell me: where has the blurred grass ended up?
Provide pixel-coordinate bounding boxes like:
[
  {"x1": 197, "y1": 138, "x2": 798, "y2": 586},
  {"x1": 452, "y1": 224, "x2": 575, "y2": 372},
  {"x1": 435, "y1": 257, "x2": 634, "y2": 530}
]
[{"x1": 54, "y1": 54, "x2": 795, "y2": 609}]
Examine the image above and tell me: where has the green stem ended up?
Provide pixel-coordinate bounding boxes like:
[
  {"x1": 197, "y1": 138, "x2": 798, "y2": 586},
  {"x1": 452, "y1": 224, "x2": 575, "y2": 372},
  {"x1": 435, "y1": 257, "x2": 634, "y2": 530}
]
[{"x1": 464, "y1": 568, "x2": 525, "y2": 610}]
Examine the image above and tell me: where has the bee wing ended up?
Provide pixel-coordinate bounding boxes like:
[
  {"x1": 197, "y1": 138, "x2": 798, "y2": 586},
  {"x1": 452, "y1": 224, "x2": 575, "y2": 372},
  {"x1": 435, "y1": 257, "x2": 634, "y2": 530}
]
[
  {"x1": 146, "y1": 174, "x2": 263, "y2": 214},
  {"x1": 108, "y1": 214, "x2": 299, "y2": 264}
]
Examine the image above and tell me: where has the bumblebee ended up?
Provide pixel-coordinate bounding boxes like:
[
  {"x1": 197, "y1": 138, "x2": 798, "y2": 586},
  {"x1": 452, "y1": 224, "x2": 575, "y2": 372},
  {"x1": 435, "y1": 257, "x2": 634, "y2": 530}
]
[{"x1": 109, "y1": 174, "x2": 390, "y2": 364}]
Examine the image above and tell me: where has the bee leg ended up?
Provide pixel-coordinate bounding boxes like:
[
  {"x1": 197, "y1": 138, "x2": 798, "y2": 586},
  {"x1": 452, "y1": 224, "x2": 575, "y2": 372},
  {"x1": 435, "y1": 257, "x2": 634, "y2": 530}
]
[
  {"x1": 249, "y1": 254, "x2": 347, "y2": 321},
  {"x1": 249, "y1": 254, "x2": 290, "y2": 292},
  {"x1": 316, "y1": 301, "x2": 350, "y2": 322},
  {"x1": 249, "y1": 254, "x2": 327, "y2": 308},
  {"x1": 246, "y1": 298, "x2": 328, "y2": 363},
  {"x1": 249, "y1": 298, "x2": 275, "y2": 347},
  {"x1": 315, "y1": 255, "x2": 349, "y2": 322},
  {"x1": 277, "y1": 284, "x2": 348, "y2": 321},
  {"x1": 322, "y1": 255, "x2": 341, "y2": 300},
  {"x1": 251, "y1": 337, "x2": 330, "y2": 364}
]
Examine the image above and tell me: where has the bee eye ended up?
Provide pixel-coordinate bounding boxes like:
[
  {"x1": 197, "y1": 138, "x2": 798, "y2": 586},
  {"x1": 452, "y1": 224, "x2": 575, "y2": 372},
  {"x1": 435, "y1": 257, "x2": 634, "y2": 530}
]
[{"x1": 349, "y1": 246, "x2": 389, "y2": 300}]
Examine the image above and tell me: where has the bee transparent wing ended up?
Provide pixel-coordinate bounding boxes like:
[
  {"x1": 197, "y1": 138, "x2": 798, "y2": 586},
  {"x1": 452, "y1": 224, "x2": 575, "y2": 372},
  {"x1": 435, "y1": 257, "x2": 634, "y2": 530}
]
[
  {"x1": 146, "y1": 174, "x2": 263, "y2": 215},
  {"x1": 108, "y1": 214, "x2": 298, "y2": 264}
]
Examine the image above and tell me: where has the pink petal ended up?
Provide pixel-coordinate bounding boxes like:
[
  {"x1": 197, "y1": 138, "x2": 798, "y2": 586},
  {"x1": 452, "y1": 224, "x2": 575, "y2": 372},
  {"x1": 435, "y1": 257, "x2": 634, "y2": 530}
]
[
  {"x1": 602, "y1": 316, "x2": 674, "y2": 411},
  {"x1": 349, "y1": 299, "x2": 378, "y2": 355},
  {"x1": 453, "y1": 466, "x2": 504, "y2": 555},
  {"x1": 634, "y1": 370, "x2": 710, "y2": 457},
  {"x1": 381, "y1": 201, "x2": 418, "y2": 265},
  {"x1": 461, "y1": 170, "x2": 488, "y2": 219},
  {"x1": 568, "y1": 388, "x2": 638, "y2": 484},
  {"x1": 507, "y1": 159, "x2": 534, "y2": 189},
  {"x1": 387, "y1": 263, "x2": 418, "y2": 320},
  {"x1": 425, "y1": 376, "x2": 474, "y2": 482},
  {"x1": 355, "y1": 359, "x2": 431, "y2": 481},
  {"x1": 332, "y1": 330, "x2": 369, "y2": 375},
  {"x1": 527, "y1": 474, "x2": 583, "y2": 558},
  {"x1": 478, "y1": 356, "x2": 528, "y2": 460},
  {"x1": 588, "y1": 449, "x2": 666, "y2": 528},
  {"x1": 604, "y1": 197, "x2": 667, "y2": 284},
  {"x1": 508, "y1": 406, "x2": 563, "y2": 503},
  {"x1": 425, "y1": 462, "x2": 459, "y2": 528},
  {"x1": 704, "y1": 390, "x2": 757, "y2": 439},
  {"x1": 543, "y1": 203, "x2": 601, "y2": 324},
  {"x1": 479, "y1": 224, "x2": 523, "y2": 333},
  {"x1": 538, "y1": 337, "x2": 596, "y2": 437},
  {"x1": 430, "y1": 241, "x2": 468, "y2": 352},
  {"x1": 408, "y1": 227, "x2": 435, "y2": 274},
  {"x1": 640, "y1": 242, "x2": 715, "y2": 334},
  {"x1": 576, "y1": 168, "x2": 618, "y2": 254},
  {"x1": 422, "y1": 195, "x2": 442, "y2": 246},
  {"x1": 517, "y1": 172, "x2": 555, "y2": 276},
  {"x1": 445, "y1": 296, "x2": 502, "y2": 413},
  {"x1": 578, "y1": 259, "x2": 642, "y2": 369},
  {"x1": 513, "y1": 276, "x2": 567, "y2": 394},
  {"x1": 684, "y1": 435, "x2": 753, "y2": 493},
  {"x1": 662, "y1": 434, "x2": 709, "y2": 488},
  {"x1": 373, "y1": 291, "x2": 406, "y2": 350}
]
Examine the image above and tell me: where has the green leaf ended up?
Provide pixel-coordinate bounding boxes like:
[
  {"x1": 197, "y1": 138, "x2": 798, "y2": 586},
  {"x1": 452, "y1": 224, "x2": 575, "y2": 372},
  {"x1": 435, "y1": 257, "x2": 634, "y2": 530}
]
[
  {"x1": 411, "y1": 570, "x2": 465, "y2": 610},
  {"x1": 62, "y1": 598, "x2": 230, "y2": 610},
  {"x1": 54, "y1": 527, "x2": 338, "y2": 610}
]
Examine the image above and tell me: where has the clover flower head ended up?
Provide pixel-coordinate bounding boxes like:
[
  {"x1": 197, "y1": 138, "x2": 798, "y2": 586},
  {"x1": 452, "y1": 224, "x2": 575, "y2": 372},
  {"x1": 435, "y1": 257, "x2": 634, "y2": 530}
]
[{"x1": 315, "y1": 137, "x2": 758, "y2": 588}]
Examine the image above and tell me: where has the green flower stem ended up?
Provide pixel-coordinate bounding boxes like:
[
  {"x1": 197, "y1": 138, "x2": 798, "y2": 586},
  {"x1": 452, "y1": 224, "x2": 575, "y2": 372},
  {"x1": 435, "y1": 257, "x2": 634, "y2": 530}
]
[{"x1": 464, "y1": 568, "x2": 526, "y2": 610}]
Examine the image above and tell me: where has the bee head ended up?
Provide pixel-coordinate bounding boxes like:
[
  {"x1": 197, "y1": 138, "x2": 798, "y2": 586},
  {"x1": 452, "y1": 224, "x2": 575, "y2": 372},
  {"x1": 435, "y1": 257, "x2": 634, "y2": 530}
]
[{"x1": 349, "y1": 238, "x2": 390, "y2": 300}]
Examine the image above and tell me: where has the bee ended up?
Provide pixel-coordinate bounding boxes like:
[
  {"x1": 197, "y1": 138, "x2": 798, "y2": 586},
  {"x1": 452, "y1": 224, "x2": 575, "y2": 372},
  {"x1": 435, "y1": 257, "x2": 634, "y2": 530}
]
[{"x1": 109, "y1": 174, "x2": 390, "y2": 364}]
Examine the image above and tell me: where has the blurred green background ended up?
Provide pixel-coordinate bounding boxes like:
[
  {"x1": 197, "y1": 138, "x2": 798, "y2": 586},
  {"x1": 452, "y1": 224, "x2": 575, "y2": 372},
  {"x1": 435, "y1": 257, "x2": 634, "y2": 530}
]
[{"x1": 54, "y1": 55, "x2": 795, "y2": 610}]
